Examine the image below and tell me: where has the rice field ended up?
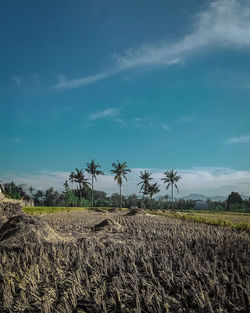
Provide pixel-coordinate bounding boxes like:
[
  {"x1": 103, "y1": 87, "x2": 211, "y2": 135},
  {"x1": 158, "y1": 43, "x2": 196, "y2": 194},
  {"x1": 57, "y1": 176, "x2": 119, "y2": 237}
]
[
  {"x1": 144, "y1": 210, "x2": 250, "y2": 232},
  {"x1": 0, "y1": 206, "x2": 249, "y2": 313},
  {"x1": 23, "y1": 206, "x2": 250, "y2": 232},
  {"x1": 187, "y1": 211, "x2": 250, "y2": 224}
]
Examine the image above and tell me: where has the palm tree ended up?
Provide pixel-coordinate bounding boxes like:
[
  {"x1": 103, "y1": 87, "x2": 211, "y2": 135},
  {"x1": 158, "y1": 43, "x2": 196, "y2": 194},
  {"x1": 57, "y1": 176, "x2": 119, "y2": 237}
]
[
  {"x1": 63, "y1": 180, "x2": 69, "y2": 192},
  {"x1": 73, "y1": 168, "x2": 90, "y2": 204},
  {"x1": 29, "y1": 186, "x2": 34, "y2": 199},
  {"x1": 148, "y1": 182, "x2": 160, "y2": 210},
  {"x1": 161, "y1": 170, "x2": 182, "y2": 203},
  {"x1": 86, "y1": 159, "x2": 104, "y2": 207},
  {"x1": 69, "y1": 171, "x2": 75, "y2": 189},
  {"x1": 110, "y1": 161, "x2": 131, "y2": 209},
  {"x1": 137, "y1": 170, "x2": 152, "y2": 208}
]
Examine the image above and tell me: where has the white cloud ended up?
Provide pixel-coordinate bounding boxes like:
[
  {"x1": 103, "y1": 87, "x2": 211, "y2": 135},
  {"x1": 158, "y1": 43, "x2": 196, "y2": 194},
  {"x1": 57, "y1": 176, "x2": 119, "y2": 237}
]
[
  {"x1": 89, "y1": 108, "x2": 119, "y2": 121},
  {"x1": 227, "y1": 135, "x2": 250, "y2": 144},
  {"x1": 53, "y1": 0, "x2": 250, "y2": 89},
  {"x1": 2, "y1": 170, "x2": 70, "y2": 191},
  {"x1": 132, "y1": 117, "x2": 158, "y2": 129},
  {"x1": 114, "y1": 0, "x2": 250, "y2": 69},
  {"x1": 53, "y1": 71, "x2": 113, "y2": 89},
  {"x1": 2, "y1": 167, "x2": 250, "y2": 197}
]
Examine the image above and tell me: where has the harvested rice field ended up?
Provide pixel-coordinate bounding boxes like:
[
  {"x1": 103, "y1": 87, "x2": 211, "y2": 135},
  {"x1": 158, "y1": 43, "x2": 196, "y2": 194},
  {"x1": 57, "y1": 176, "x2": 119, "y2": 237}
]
[{"x1": 0, "y1": 203, "x2": 249, "y2": 313}]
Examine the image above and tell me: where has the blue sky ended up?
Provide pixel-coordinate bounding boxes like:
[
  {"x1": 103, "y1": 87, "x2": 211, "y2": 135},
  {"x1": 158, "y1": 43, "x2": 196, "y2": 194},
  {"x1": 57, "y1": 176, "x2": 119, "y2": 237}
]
[{"x1": 0, "y1": 0, "x2": 250, "y2": 196}]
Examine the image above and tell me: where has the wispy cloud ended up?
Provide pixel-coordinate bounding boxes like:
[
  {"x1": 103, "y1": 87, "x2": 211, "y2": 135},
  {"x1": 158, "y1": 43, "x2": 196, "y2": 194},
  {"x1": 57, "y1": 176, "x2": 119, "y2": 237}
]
[
  {"x1": 87, "y1": 111, "x2": 171, "y2": 130},
  {"x1": 2, "y1": 170, "x2": 69, "y2": 191},
  {"x1": 2, "y1": 167, "x2": 250, "y2": 197},
  {"x1": 115, "y1": 118, "x2": 127, "y2": 127},
  {"x1": 115, "y1": 0, "x2": 250, "y2": 70},
  {"x1": 227, "y1": 135, "x2": 250, "y2": 144},
  {"x1": 132, "y1": 117, "x2": 158, "y2": 129},
  {"x1": 89, "y1": 108, "x2": 119, "y2": 121},
  {"x1": 53, "y1": 72, "x2": 113, "y2": 89},
  {"x1": 53, "y1": 0, "x2": 250, "y2": 90}
]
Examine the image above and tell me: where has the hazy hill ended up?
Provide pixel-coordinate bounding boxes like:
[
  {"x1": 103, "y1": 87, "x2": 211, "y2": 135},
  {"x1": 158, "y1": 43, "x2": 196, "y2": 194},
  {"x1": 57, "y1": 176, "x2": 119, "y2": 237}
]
[{"x1": 182, "y1": 194, "x2": 249, "y2": 201}]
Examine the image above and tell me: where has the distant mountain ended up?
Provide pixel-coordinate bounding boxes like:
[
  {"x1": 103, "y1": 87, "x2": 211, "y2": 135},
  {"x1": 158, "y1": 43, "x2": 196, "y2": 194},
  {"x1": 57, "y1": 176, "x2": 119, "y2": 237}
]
[
  {"x1": 182, "y1": 194, "x2": 209, "y2": 201},
  {"x1": 182, "y1": 193, "x2": 249, "y2": 201},
  {"x1": 125, "y1": 193, "x2": 249, "y2": 201},
  {"x1": 210, "y1": 196, "x2": 227, "y2": 201}
]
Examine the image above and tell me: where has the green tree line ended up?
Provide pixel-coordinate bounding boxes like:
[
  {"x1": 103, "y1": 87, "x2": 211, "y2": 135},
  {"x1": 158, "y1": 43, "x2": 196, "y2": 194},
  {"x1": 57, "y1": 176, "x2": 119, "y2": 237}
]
[{"x1": 2, "y1": 160, "x2": 250, "y2": 211}]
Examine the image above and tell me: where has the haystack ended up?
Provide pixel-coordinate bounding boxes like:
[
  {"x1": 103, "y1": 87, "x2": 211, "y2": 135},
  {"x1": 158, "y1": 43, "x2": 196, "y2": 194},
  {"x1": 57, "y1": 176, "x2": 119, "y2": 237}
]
[
  {"x1": 0, "y1": 202, "x2": 23, "y2": 218},
  {"x1": 94, "y1": 208, "x2": 107, "y2": 213},
  {"x1": 0, "y1": 202, "x2": 24, "y2": 228},
  {"x1": 126, "y1": 208, "x2": 145, "y2": 216},
  {"x1": 108, "y1": 208, "x2": 119, "y2": 213},
  {"x1": 0, "y1": 214, "x2": 70, "y2": 248},
  {"x1": 94, "y1": 219, "x2": 123, "y2": 232}
]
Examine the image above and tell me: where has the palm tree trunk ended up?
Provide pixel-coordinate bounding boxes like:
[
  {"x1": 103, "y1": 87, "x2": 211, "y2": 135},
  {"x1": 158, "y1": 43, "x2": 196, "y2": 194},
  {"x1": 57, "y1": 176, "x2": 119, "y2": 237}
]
[
  {"x1": 150, "y1": 196, "x2": 152, "y2": 210},
  {"x1": 91, "y1": 175, "x2": 94, "y2": 207},
  {"x1": 119, "y1": 184, "x2": 122, "y2": 209},
  {"x1": 79, "y1": 184, "x2": 82, "y2": 206},
  {"x1": 171, "y1": 183, "x2": 173, "y2": 203},
  {"x1": 142, "y1": 193, "x2": 145, "y2": 209}
]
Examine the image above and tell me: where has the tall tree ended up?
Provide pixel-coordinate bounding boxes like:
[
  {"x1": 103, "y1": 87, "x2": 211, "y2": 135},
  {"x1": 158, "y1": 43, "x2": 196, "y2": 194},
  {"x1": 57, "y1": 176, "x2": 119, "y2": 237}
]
[
  {"x1": 85, "y1": 160, "x2": 104, "y2": 207},
  {"x1": 63, "y1": 180, "x2": 69, "y2": 192},
  {"x1": 69, "y1": 171, "x2": 75, "y2": 189},
  {"x1": 29, "y1": 186, "x2": 34, "y2": 199},
  {"x1": 161, "y1": 170, "x2": 182, "y2": 203},
  {"x1": 226, "y1": 192, "x2": 243, "y2": 210},
  {"x1": 137, "y1": 170, "x2": 152, "y2": 208},
  {"x1": 73, "y1": 168, "x2": 90, "y2": 204},
  {"x1": 34, "y1": 190, "x2": 44, "y2": 206},
  {"x1": 148, "y1": 182, "x2": 160, "y2": 210},
  {"x1": 110, "y1": 161, "x2": 131, "y2": 209}
]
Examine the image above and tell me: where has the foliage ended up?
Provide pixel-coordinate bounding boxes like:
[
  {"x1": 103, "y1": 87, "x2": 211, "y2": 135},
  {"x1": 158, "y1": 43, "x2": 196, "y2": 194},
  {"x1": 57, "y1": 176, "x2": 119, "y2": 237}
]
[
  {"x1": 126, "y1": 194, "x2": 140, "y2": 208},
  {"x1": 93, "y1": 191, "x2": 109, "y2": 207},
  {"x1": 44, "y1": 187, "x2": 60, "y2": 206},
  {"x1": 137, "y1": 170, "x2": 152, "y2": 208},
  {"x1": 161, "y1": 170, "x2": 182, "y2": 202},
  {"x1": 159, "y1": 199, "x2": 195, "y2": 210},
  {"x1": 63, "y1": 190, "x2": 78, "y2": 207},
  {"x1": 147, "y1": 182, "x2": 160, "y2": 209},
  {"x1": 85, "y1": 159, "x2": 104, "y2": 207},
  {"x1": 110, "y1": 161, "x2": 131, "y2": 209},
  {"x1": 226, "y1": 191, "x2": 243, "y2": 209},
  {"x1": 109, "y1": 193, "x2": 126, "y2": 207},
  {"x1": 3, "y1": 181, "x2": 29, "y2": 200}
]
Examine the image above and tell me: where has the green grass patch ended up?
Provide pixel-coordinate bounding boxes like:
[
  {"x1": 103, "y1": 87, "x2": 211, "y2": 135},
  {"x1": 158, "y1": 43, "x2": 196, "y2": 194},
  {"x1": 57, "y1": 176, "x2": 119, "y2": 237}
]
[
  {"x1": 23, "y1": 206, "x2": 129, "y2": 215},
  {"x1": 146, "y1": 209, "x2": 250, "y2": 233},
  {"x1": 23, "y1": 206, "x2": 89, "y2": 215}
]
